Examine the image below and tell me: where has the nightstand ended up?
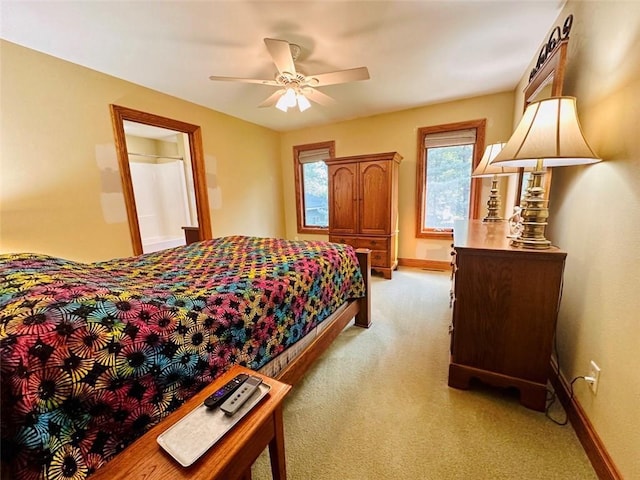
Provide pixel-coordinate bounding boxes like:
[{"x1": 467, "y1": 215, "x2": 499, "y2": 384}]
[{"x1": 91, "y1": 365, "x2": 291, "y2": 480}]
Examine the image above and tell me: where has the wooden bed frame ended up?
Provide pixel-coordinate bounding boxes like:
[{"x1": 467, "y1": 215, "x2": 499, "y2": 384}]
[{"x1": 87, "y1": 249, "x2": 371, "y2": 480}]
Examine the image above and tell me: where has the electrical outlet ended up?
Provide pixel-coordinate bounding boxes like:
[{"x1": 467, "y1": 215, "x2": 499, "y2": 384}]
[{"x1": 587, "y1": 360, "x2": 601, "y2": 394}]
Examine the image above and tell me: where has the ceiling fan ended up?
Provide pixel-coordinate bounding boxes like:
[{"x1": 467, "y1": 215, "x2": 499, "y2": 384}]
[{"x1": 209, "y1": 38, "x2": 370, "y2": 112}]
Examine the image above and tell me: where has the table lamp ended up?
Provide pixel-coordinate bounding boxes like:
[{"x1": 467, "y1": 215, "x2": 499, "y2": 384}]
[
  {"x1": 492, "y1": 96, "x2": 601, "y2": 249},
  {"x1": 471, "y1": 142, "x2": 519, "y2": 222}
]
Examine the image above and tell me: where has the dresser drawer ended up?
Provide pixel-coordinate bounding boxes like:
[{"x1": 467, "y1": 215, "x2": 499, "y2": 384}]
[
  {"x1": 329, "y1": 235, "x2": 357, "y2": 247},
  {"x1": 370, "y1": 250, "x2": 390, "y2": 267},
  {"x1": 329, "y1": 236, "x2": 390, "y2": 267},
  {"x1": 355, "y1": 236, "x2": 390, "y2": 250},
  {"x1": 329, "y1": 235, "x2": 390, "y2": 251}
]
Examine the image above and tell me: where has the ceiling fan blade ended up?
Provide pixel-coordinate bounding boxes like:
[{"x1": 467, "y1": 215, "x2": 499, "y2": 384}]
[
  {"x1": 209, "y1": 75, "x2": 279, "y2": 86},
  {"x1": 306, "y1": 67, "x2": 370, "y2": 87},
  {"x1": 264, "y1": 38, "x2": 297, "y2": 75},
  {"x1": 258, "y1": 90, "x2": 286, "y2": 108},
  {"x1": 304, "y1": 88, "x2": 336, "y2": 106}
]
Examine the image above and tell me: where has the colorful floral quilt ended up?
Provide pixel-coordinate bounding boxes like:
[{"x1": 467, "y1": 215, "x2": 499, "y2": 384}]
[{"x1": 0, "y1": 236, "x2": 365, "y2": 480}]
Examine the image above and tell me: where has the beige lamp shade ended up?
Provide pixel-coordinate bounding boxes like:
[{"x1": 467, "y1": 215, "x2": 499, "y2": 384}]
[
  {"x1": 472, "y1": 142, "x2": 519, "y2": 177},
  {"x1": 492, "y1": 96, "x2": 601, "y2": 168}
]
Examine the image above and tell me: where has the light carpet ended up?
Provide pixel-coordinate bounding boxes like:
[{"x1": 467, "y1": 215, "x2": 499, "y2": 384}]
[{"x1": 252, "y1": 267, "x2": 597, "y2": 479}]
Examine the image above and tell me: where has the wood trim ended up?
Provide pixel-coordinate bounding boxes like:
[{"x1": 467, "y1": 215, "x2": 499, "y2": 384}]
[
  {"x1": 296, "y1": 226, "x2": 329, "y2": 235},
  {"x1": 110, "y1": 106, "x2": 142, "y2": 255},
  {"x1": 469, "y1": 121, "x2": 486, "y2": 220},
  {"x1": 398, "y1": 258, "x2": 449, "y2": 271},
  {"x1": 415, "y1": 119, "x2": 486, "y2": 238},
  {"x1": 549, "y1": 359, "x2": 623, "y2": 480},
  {"x1": 524, "y1": 40, "x2": 568, "y2": 103},
  {"x1": 416, "y1": 230, "x2": 454, "y2": 240},
  {"x1": 110, "y1": 105, "x2": 212, "y2": 255},
  {"x1": 323, "y1": 151, "x2": 403, "y2": 165},
  {"x1": 189, "y1": 127, "x2": 212, "y2": 241},
  {"x1": 514, "y1": 40, "x2": 568, "y2": 206},
  {"x1": 293, "y1": 141, "x2": 335, "y2": 234}
]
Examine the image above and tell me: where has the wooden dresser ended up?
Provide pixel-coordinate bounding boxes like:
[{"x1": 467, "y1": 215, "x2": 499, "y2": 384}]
[
  {"x1": 325, "y1": 152, "x2": 401, "y2": 279},
  {"x1": 448, "y1": 220, "x2": 566, "y2": 411}
]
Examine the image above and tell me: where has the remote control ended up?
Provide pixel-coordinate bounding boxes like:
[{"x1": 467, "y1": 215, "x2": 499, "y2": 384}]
[
  {"x1": 203, "y1": 374, "x2": 249, "y2": 409},
  {"x1": 220, "y1": 375, "x2": 263, "y2": 416}
]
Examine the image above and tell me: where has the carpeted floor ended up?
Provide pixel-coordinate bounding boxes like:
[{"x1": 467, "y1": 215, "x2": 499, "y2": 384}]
[{"x1": 252, "y1": 267, "x2": 597, "y2": 479}]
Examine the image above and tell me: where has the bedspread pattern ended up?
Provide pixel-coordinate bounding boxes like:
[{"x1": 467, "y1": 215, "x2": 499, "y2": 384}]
[{"x1": 0, "y1": 236, "x2": 365, "y2": 480}]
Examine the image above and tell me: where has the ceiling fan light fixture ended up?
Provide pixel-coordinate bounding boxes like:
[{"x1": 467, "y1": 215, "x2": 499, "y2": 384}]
[
  {"x1": 275, "y1": 88, "x2": 302, "y2": 113},
  {"x1": 297, "y1": 93, "x2": 311, "y2": 112},
  {"x1": 283, "y1": 88, "x2": 297, "y2": 108},
  {"x1": 276, "y1": 101, "x2": 289, "y2": 113},
  {"x1": 275, "y1": 94, "x2": 289, "y2": 112},
  {"x1": 275, "y1": 89, "x2": 295, "y2": 112}
]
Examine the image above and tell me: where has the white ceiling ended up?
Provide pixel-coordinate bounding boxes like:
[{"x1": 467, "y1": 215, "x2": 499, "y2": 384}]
[{"x1": 0, "y1": 1, "x2": 564, "y2": 132}]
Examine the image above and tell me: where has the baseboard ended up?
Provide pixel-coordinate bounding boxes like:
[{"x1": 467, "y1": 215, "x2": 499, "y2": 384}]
[
  {"x1": 549, "y1": 360, "x2": 622, "y2": 480},
  {"x1": 398, "y1": 258, "x2": 449, "y2": 271}
]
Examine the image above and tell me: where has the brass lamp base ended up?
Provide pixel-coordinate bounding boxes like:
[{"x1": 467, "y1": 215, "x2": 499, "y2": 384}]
[
  {"x1": 483, "y1": 175, "x2": 504, "y2": 222},
  {"x1": 511, "y1": 162, "x2": 551, "y2": 249}
]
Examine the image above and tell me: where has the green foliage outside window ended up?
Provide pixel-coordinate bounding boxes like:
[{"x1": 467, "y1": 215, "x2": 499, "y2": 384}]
[
  {"x1": 424, "y1": 145, "x2": 473, "y2": 229},
  {"x1": 302, "y1": 161, "x2": 328, "y2": 227}
]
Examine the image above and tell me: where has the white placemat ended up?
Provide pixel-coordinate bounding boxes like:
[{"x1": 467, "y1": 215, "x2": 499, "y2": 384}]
[{"x1": 157, "y1": 383, "x2": 271, "y2": 467}]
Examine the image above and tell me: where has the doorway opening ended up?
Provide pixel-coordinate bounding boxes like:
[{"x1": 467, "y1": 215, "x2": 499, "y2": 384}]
[{"x1": 110, "y1": 105, "x2": 212, "y2": 255}]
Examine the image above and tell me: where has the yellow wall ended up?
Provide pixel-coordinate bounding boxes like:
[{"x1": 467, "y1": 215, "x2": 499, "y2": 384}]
[
  {"x1": 280, "y1": 91, "x2": 516, "y2": 263},
  {"x1": 0, "y1": 40, "x2": 284, "y2": 262},
  {"x1": 513, "y1": 2, "x2": 640, "y2": 477},
  {"x1": 0, "y1": 40, "x2": 516, "y2": 266},
  {"x1": 2, "y1": 8, "x2": 637, "y2": 475}
]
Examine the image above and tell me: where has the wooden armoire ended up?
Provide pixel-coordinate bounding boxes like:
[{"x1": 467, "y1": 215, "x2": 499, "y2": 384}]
[{"x1": 325, "y1": 152, "x2": 402, "y2": 279}]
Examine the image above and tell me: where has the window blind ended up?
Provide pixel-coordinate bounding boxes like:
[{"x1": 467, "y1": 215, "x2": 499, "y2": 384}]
[
  {"x1": 298, "y1": 147, "x2": 331, "y2": 164},
  {"x1": 424, "y1": 128, "x2": 477, "y2": 148}
]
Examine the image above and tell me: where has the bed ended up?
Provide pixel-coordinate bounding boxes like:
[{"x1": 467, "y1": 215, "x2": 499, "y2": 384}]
[{"x1": 0, "y1": 236, "x2": 370, "y2": 480}]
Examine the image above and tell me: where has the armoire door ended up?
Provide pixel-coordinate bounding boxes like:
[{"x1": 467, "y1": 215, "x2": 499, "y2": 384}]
[
  {"x1": 328, "y1": 163, "x2": 358, "y2": 234},
  {"x1": 359, "y1": 160, "x2": 391, "y2": 235}
]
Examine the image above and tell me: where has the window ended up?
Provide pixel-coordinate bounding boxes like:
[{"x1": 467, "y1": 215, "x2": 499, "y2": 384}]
[
  {"x1": 416, "y1": 120, "x2": 485, "y2": 238},
  {"x1": 294, "y1": 141, "x2": 335, "y2": 234}
]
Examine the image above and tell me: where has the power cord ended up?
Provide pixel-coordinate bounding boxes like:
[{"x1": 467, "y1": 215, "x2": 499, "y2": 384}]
[
  {"x1": 545, "y1": 294, "x2": 597, "y2": 426},
  {"x1": 545, "y1": 375, "x2": 593, "y2": 426},
  {"x1": 543, "y1": 269, "x2": 598, "y2": 426},
  {"x1": 546, "y1": 266, "x2": 567, "y2": 425}
]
